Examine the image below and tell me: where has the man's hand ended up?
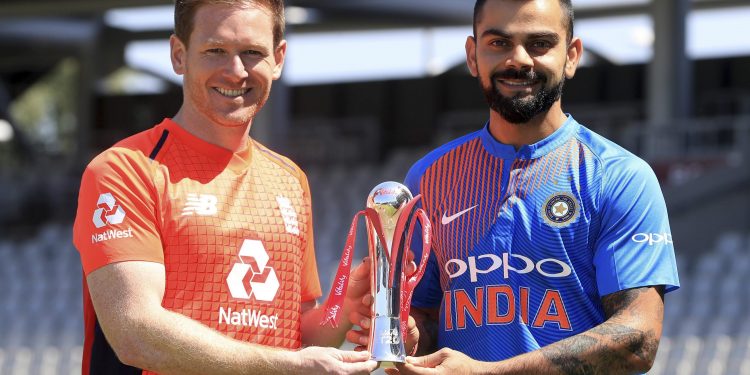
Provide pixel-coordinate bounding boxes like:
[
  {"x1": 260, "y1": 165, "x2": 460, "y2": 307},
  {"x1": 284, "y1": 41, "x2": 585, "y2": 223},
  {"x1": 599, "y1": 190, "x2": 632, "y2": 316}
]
[
  {"x1": 344, "y1": 257, "x2": 372, "y2": 323},
  {"x1": 389, "y1": 348, "x2": 486, "y2": 375},
  {"x1": 295, "y1": 347, "x2": 378, "y2": 375},
  {"x1": 344, "y1": 256, "x2": 374, "y2": 348}
]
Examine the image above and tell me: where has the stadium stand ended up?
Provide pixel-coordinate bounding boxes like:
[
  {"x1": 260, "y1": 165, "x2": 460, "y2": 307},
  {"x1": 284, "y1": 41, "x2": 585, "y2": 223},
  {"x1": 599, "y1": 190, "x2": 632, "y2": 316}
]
[
  {"x1": 0, "y1": 100, "x2": 748, "y2": 373},
  {"x1": 0, "y1": 143, "x2": 747, "y2": 373},
  {"x1": 0, "y1": 223, "x2": 83, "y2": 375}
]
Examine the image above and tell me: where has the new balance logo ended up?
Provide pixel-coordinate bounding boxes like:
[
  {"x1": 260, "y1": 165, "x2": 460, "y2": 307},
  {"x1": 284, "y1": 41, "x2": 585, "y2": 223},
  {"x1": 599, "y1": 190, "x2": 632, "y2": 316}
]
[{"x1": 182, "y1": 194, "x2": 218, "y2": 216}]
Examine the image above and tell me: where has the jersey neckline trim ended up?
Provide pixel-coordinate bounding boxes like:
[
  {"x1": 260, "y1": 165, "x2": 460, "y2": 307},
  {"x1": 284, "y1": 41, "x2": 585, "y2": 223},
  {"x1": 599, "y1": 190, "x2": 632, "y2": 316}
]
[
  {"x1": 148, "y1": 129, "x2": 170, "y2": 160},
  {"x1": 479, "y1": 115, "x2": 578, "y2": 160},
  {"x1": 160, "y1": 118, "x2": 253, "y2": 172}
]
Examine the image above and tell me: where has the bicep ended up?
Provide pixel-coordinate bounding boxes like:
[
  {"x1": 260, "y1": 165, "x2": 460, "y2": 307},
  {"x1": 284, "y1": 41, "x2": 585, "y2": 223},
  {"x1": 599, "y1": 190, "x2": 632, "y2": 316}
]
[
  {"x1": 601, "y1": 286, "x2": 665, "y2": 324},
  {"x1": 87, "y1": 261, "x2": 166, "y2": 333},
  {"x1": 591, "y1": 286, "x2": 666, "y2": 368}
]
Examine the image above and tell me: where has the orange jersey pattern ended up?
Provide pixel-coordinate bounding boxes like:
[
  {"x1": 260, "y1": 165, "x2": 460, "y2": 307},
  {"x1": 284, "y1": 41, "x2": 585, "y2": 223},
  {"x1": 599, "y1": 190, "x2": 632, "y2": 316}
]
[{"x1": 73, "y1": 119, "x2": 321, "y2": 374}]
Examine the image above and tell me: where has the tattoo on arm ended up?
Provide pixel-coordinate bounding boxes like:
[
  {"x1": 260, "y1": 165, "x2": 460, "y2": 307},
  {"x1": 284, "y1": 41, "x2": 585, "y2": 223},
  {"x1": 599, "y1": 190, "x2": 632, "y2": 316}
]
[
  {"x1": 540, "y1": 286, "x2": 664, "y2": 374},
  {"x1": 601, "y1": 286, "x2": 652, "y2": 318},
  {"x1": 543, "y1": 335, "x2": 597, "y2": 374},
  {"x1": 591, "y1": 322, "x2": 659, "y2": 363}
]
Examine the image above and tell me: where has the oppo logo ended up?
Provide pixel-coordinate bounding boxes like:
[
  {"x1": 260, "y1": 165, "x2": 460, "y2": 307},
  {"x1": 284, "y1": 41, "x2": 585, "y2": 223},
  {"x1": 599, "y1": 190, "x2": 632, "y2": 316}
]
[
  {"x1": 445, "y1": 253, "x2": 572, "y2": 282},
  {"x1": 631, "y1": 232, "x2": 673, "y2": 246}
]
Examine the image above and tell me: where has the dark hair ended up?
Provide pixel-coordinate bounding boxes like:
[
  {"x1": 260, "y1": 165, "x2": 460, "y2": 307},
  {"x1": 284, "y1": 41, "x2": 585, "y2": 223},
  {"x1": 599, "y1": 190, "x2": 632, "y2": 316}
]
[
  {"x1": 473, "y1": 0, "x2": 574, "y2": 42},
  {"x1": 174, "y1": 0, "x2": 285, "y2": 47}
]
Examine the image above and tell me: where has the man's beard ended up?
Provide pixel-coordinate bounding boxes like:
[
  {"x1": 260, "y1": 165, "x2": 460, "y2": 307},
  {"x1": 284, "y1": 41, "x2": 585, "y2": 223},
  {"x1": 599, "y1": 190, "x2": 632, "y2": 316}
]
[{"x1": 480, "y1": 68, "x2": 565, "y2": 124}]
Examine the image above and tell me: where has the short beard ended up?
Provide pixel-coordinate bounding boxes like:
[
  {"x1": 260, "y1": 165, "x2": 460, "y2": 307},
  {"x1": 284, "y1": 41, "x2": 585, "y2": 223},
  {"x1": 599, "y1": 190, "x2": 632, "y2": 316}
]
[{"x1": 480, "y1": 69, "x2": 565, "y2": 124}]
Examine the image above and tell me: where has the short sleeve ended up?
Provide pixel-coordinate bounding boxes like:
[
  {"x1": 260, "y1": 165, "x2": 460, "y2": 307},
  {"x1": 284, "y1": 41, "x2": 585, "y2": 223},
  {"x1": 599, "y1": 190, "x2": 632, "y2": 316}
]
[
  {"x1": 73, "y1": 149, "x2": 164, "y2": 275},
  {"x1": 298, "y1": 172, "x2": 322, "y2": 302},
  {"x1": 593, "y1": 158, "x2": 680, "y2": 297}
]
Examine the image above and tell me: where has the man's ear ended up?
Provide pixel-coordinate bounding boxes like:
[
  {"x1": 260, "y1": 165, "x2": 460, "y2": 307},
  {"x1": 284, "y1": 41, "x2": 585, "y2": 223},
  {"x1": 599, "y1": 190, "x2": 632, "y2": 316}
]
[
  {"x1": 170, "y1": 34, "x2": 187, "y2": 75},
  {"x1": 271, "y1": 39, "x2": 287, "y2": 80},
  {"x1": 465, "y1": 36, "x2": 479, "y2": 77},
  {"x1": 564, "y1": 37, "x2": 583, "y2": 79}
]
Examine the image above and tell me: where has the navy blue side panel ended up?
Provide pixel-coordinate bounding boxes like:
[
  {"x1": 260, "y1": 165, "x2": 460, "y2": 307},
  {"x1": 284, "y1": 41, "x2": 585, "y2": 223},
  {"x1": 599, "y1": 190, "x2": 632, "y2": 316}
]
[{"x1": 89, "y1": 320, "x2": 142, "y2": 375}]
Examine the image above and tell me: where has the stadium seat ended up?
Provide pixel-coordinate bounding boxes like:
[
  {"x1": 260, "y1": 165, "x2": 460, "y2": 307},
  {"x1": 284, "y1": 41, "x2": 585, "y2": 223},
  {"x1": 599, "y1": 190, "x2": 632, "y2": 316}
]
[{"x1": 1, "y1": 172, "x2": 748, "y2": 374}]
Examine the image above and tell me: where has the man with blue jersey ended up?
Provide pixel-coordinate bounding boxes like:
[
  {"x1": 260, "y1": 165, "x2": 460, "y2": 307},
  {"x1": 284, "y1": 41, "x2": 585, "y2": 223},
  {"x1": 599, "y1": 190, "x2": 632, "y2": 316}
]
[{"x1": 393, "y1": 0, "x2": 680, "y2": 373}]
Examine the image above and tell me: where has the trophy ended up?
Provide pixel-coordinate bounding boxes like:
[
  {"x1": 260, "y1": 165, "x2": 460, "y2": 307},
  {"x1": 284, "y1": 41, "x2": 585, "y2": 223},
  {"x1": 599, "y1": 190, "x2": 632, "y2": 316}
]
[{"x1": 321, "y1": 181, "x2": 431, "y2": 363}]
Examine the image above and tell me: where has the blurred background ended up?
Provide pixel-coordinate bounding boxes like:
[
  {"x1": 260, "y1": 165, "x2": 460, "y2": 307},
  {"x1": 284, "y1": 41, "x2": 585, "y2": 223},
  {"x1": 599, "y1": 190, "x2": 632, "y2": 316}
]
[{"x1": 1, "y1": 0, "x2": 749, "y2": 374}]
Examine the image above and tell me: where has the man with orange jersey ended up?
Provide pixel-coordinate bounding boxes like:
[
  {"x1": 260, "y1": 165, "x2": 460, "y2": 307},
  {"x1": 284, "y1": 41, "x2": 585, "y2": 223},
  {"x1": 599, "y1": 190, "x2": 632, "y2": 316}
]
[{"x1": 72, "y1": 1, "x2": 377, "y2": 374}]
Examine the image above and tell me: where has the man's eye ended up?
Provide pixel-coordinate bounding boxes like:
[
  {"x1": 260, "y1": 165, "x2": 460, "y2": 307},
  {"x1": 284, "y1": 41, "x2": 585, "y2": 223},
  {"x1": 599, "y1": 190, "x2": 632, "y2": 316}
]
[
  {"x1": 491, "y1": 40, "x2": 510, "y2": 47},
  {"x1": 244, "y1": 50, "x2": 265, "y2": 57},
  {"x1": 530, "y1": 41, "x2": 552, "y2": 49},
  {"x1": 206, "y1": 48, "x2": 224, "y2": 54}
]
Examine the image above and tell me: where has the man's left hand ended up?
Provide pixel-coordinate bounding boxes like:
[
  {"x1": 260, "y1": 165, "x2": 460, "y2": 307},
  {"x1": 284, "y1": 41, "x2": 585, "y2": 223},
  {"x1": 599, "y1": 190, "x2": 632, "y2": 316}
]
[{"x1": 387, "y1": 348, "x2": 484, "y2": 375}]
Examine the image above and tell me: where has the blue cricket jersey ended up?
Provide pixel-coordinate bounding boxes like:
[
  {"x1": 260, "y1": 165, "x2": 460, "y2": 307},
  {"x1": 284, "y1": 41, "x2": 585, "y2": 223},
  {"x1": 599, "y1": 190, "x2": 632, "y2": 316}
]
[{"x1": 405, "y1": 115, "x2": 680, "y2": 362}]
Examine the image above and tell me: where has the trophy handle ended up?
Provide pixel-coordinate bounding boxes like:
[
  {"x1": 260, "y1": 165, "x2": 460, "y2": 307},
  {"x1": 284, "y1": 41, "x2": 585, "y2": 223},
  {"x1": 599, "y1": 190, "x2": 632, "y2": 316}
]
[
  {"x1": 387, "y1": 195, "x2": 419, "y2": 288},
  {"x1": 384, "y1": 194, "x2": 432, "y2": 349},
  {"x1": 401, "y1": 206, "x2": 431, "y2": 293},
  {"x1": 320, "y1": 208, "x2": 390, "y2": 328}
]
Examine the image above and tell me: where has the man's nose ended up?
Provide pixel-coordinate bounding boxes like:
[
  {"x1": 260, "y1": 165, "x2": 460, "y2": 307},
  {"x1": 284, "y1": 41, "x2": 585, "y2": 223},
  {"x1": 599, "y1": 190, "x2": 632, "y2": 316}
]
[
  {"x1": 225, "y1": 55, "x2": 249, "y2": 79},
  {"x1": 505, "y1": 45, "x2": 533, "y2": 70}
]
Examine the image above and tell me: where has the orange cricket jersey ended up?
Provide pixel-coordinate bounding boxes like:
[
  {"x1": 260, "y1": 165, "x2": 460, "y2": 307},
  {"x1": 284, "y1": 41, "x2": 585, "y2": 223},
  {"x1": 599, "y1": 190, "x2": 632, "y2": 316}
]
[{"x1": 73, "y1": 118, "x2": 321, "y2": 374}]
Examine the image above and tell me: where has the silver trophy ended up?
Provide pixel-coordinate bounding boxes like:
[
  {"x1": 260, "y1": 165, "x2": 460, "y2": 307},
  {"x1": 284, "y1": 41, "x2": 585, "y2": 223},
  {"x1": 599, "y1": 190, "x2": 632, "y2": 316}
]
[{"x1": 365, "y1": 181, "x2": 429, "y2": 363}]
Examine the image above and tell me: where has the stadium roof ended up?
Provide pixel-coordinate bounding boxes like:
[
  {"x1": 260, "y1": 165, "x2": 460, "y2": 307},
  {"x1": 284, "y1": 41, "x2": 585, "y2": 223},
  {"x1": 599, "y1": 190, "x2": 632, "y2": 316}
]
[{"x1": 1, "y1": 0, "x2": 749, "y2": 88}]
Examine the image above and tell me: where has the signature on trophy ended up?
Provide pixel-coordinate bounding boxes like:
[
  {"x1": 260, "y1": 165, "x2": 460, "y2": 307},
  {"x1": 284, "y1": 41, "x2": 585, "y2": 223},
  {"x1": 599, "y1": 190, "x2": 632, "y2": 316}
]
[{"x1": 380, "y1": 328, "x2": 401, "y2": 345}]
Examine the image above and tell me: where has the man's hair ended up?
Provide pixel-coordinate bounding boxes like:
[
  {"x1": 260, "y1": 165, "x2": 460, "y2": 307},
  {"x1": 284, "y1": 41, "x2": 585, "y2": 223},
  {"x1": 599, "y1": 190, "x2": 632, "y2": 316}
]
[
  {"x1": 174, "y1": 0, "x2": 285, "y2": 47},
  {"x1": 473, "y1": 0, "x2": 574, "y2": 42}
]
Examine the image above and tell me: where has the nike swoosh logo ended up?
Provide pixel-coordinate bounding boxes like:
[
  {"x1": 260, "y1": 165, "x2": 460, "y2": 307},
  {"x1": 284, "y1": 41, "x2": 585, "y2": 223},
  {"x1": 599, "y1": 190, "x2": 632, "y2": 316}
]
[{"x1": 441, "y1": 205, "x2": 478, "y2": 225}]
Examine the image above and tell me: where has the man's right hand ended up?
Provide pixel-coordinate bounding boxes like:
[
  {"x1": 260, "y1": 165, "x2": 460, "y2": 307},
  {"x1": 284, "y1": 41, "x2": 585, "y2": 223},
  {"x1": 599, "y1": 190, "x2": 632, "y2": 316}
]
[{"x1": 295, "y1": 347, "x2": 378, "y2": 374}]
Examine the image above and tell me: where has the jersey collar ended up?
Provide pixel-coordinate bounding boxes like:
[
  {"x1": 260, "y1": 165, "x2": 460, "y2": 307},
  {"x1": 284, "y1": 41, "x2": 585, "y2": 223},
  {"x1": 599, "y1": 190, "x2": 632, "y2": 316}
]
[
  {"x1": 161, "y1": 118, "x2": 253, "y2": 173},
  {"x1": 479, "y1": 115, "x2": 578, "y2": 160}
]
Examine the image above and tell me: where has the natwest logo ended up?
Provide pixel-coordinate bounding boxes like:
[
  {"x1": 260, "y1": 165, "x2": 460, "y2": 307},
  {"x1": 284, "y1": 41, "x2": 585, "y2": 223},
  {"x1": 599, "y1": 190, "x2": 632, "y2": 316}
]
[
  {"x1": 445, "y1": 253, "x2": 572, "y2": 282},
  {"x1": 93, "y1": 193, "x2": 126, "y2": 228},
  {"x1": 91, "y1": 193, "x2": 133, "y2": 244},
  {"x1": 227, "y1": 240, "x2": 279, "y2": 302}
]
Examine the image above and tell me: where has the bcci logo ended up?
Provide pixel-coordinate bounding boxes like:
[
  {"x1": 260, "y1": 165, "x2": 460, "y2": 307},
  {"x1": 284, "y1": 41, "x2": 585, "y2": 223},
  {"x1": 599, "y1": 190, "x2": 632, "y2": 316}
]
[
  {"x1": 226, "y1": 240, "x2": 279, "y2": 302},
  {"x1": 92, "y1": 193, "x2": 126, "y2": 229},
  {"x1": 542, "y1": 192, "x2": 579, "y2": 228}
]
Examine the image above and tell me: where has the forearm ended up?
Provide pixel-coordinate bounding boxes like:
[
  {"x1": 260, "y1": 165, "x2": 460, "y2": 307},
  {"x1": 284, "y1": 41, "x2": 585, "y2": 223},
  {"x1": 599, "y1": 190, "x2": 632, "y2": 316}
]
[
  {"x1": 111, "y1": 306, "x2": 294, "y2": 375},
  {"x1": 486, "y1": 316, "x2": 659, "y2": 375},
  {"x1": 300, "y1": 301, "x2": 351, "y2": 347}
]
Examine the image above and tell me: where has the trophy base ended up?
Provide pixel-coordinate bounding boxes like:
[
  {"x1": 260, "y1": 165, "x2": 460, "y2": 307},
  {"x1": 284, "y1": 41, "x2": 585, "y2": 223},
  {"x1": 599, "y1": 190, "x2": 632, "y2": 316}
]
[{"x1": 369, "y1": 316, "x2": 406, "y2": 363}]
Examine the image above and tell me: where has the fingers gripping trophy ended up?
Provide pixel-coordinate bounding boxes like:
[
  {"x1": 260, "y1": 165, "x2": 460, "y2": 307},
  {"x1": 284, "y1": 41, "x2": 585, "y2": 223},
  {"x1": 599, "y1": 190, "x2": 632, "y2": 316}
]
[{"x1": 321, "y1": 181, "x2": 432, "y2": 363}]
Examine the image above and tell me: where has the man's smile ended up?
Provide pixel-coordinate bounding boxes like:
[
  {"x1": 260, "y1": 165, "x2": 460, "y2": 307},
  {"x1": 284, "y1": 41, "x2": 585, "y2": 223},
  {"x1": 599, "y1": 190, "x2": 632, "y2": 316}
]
[
  {"x1": 214, "y1": 87, "x2": 251, "y2": 97},
  {"x1": 496, "y1": 78, "x2": 538, "y2": 88}
]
